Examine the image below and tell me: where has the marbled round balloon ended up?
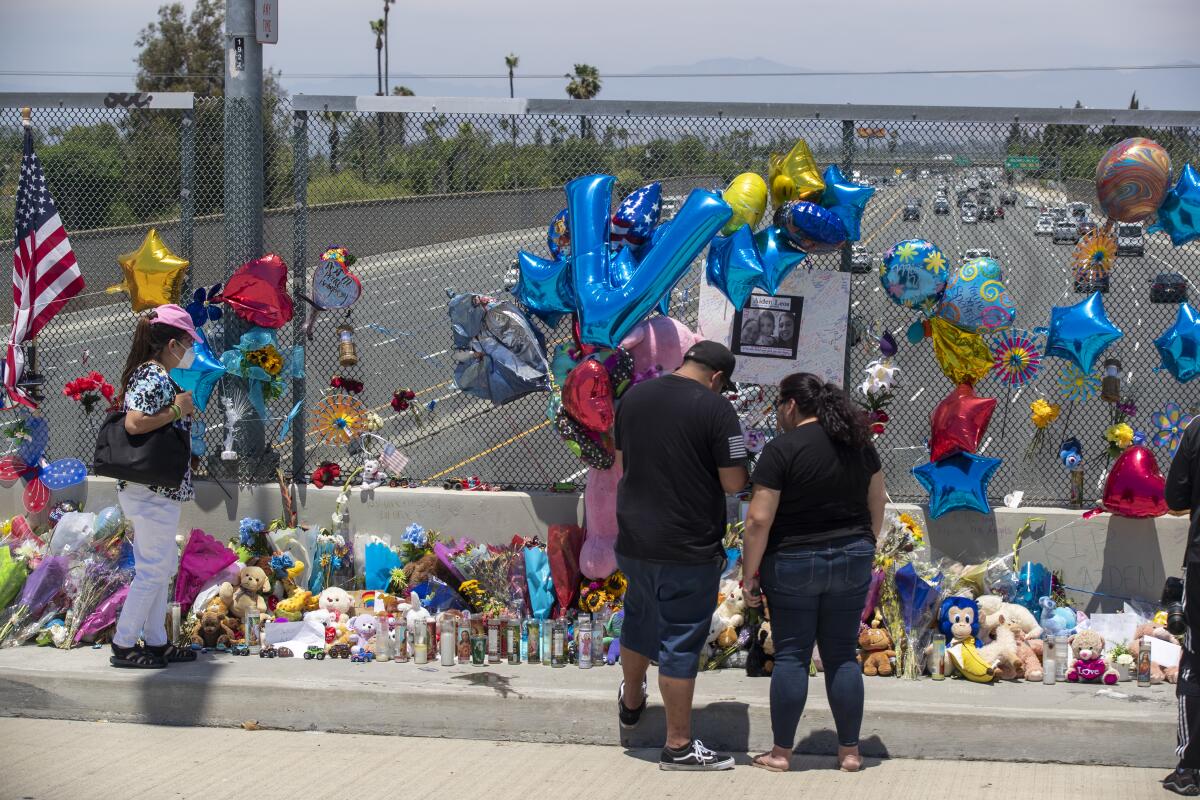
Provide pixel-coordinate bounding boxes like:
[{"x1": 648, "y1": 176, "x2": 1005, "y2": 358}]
[
  {"x1": 1095, "y1": 137, "x2": 1172, "y2": 223},
  {"x1": 936, "y1": 257, "x2": 1016, "y2": 333}
]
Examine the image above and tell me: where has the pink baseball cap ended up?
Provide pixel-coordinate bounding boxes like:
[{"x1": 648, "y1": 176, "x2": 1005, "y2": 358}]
[{"x1": 151, "y1": 304, "x2": 202, "y2": 343}]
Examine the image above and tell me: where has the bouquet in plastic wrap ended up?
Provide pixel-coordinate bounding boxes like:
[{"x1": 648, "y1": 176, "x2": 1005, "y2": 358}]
[
  {"x1": 547, "y1": 524, "x2": 585, "y2": 615},
  {"x1": 0, "y1": 554, "x2": 70, "y2": 645},
  {"x1": 450, "y1": 540, "x2": 526, "y2": 616},
  {"x1": 0, "y1": 545, "x2": 29, "y2": 610},
  {"x1": 891, "y1": 562, "x2": 943, "y2": 679},
  {"x1": 863, "y1": 511, "x2": 925, "y2": 624},
  {"x1": 308, "y1": 530, "x2": 353, "y2": 593},
  {"x1": 524, "y1": 541, "x2": 553, "y2": 620},
  {"x1": 62, "y1": 557, "x2": 131, "y2": 648}
]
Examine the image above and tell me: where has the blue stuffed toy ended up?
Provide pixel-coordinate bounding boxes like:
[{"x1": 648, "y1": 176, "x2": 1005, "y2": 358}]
[{"x1": 938, "y1": 596, "x2": 983, "y2": 647}]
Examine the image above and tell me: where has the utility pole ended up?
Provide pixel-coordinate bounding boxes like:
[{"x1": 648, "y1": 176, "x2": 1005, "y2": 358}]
[{"x1": 224, "y1": 0, "x2": 266, "y2": 472}]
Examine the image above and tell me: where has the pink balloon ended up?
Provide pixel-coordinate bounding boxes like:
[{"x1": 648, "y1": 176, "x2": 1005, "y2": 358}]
[
  {"x1": 1103, "y1": 445, "x2": 1167, "y2": 518},
  {"x1": 580, "y1": 463, "x2": 621, "y2": 580},
  {"x1": 562, "y1": 358, "x2": 614, "y2": 433}
]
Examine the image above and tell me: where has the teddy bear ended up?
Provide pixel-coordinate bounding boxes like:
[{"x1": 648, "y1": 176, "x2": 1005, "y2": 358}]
[
  {"x1": 1010, "y1": 623, "x2": 1044, "y2": 681},
  {"x1": 1067, "y1": 630, "x2": 1119, "y2": 684},
  {"x1": 857, "y1": 619, "x2": 897, "y2": 676},
  {"x1": 347, "y1": 614, "x2": 379, "y2": 656},
  {"x1": 192, "y1": 608, "x2": 231, "y2": 649},
  {"x1": 217, "y1": 565, "x2": 272, "y2": 621},
  {"x1": 977, "y1": 615, "x2": 1022, "y2": 680},
  {"x1": 977, "y1": 594, "x2": 1043, "y2": 640},
  {"x1": 715, "y1": 580, "x2": 746, "y2": 630},
  {"x1": 318, "y1": 586, "x2": 353, "y2": 620},
  {"x1": 1131, "y1": 622, "x2": 1180, "y2": 684},
  {"x1": 401, "y1": 552, "x2": 441, "y2": 589},
  {"x1": 361, "y1": 458, "x2": 383, "y2": 491},
  {"x1": 746, "y1": 620, "x2": 775, "y2": 677}
]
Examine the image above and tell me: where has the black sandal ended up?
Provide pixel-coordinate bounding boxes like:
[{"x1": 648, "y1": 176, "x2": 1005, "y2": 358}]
[
  {"x1": 110, "y1": 643, "x2": 166, "y2": 669},
  {"x1": 147, "y1": 643, "x2": 198, "y2": 663}
]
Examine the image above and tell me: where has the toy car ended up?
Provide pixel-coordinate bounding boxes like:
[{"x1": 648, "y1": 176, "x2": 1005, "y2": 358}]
[
  {"x1": 1151, "y1": 273, "x2": 1187, "y2": 304},
  {"x1": 327, "y1": 643, "x2": 352, "y2": 659},
  {"x1": 231, "y1": 643, "x2": 250, "y2": 656},
  {"x1": 276, "y1": 647, "x2": 293, "y2": 658},
  {"x1": 259, "y1": 645, "x2": 278, "y2": 658},
  {"x1": 350, "y1": 651, "x2": 376, "y2": 663},
  {"x1": 303, "y1": 646, "x2": 327, "y2": 660}
]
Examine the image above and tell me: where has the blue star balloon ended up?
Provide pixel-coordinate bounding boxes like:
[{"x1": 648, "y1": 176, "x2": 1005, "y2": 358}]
[
  {"x1": 514, "y1": 250, "x2": 574, "y2": 326},
  {"x1": 753, "y1": 226, "x2": 807, "y2": 295},
  {"x1": 1149, "y1": 163, "x2": 1200, "y2": 247},
  {"x1": 820, "y1": 165, "x2": 875, "y2": 242},
  {"x1": 912, "y1": 452, "x2": 1001, "y2": 518},
  {"x1": 1044, "y1": 292, "x2": 1123, "y2": 373},
  {"x1": 170, "y1": 328, "x2": 225, "y2": 413},
  {"x1": 705, "y1": 225, "x2": 765, "y2": 311},
  {"x1": 611, "y1": 182, "x2": 662, "y2": 251},
  {"x1": 1154, "y1": 302, "x2": 1200, "y2": 382}
]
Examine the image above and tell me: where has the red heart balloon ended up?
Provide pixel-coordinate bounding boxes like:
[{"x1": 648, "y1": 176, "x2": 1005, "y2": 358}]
[
  {"x1": 1103, "y1": 445, "x2": 1167, "y2": 518},
  {"x1": 220, "y1": 253, "x2": 295, "y2": 329},
  {"x1": 562, "y1": 358, "x2": 614, "y2": 433},
  {"x1": 928, "y1": 383, "x2": 996, "y2": 462}
]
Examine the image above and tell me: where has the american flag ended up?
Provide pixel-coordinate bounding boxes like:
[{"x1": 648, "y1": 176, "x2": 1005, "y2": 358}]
[
  {"x1": 379, "y1": 442, "x2": 410, "y2": 477},
  {"x1": 610, "y1": 181, "x2": 662, "y2": 248},
  {"x1": 4, "y1": 125, "x2": 83, "y2": 407}
]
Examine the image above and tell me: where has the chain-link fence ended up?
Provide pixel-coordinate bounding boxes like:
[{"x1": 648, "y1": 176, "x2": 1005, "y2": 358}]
[{"x1": 2, "y1": 94, "x2": 1199, "y2": 504}]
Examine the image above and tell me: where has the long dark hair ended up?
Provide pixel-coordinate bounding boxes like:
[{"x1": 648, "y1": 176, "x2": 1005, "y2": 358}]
[
  {"x1": 778, "y1": 372, "x2": 871, "y2": 449},
  {"x1": 118, "y1": 310, "x2": 189, "y2": 396}
]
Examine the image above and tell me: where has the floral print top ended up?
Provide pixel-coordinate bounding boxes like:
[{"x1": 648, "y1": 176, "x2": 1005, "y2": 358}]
[{"x1": 117, "y1": 362, "x2": 194, "y2": 502}]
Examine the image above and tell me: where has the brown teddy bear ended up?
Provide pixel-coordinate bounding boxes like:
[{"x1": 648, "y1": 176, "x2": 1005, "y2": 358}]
[
  {"x1": 192, "y1": 609, "x2": 231, "y2": 649},
  {"x1": 217, "y1": 565, "x2": 272, "y2": 621},
  {"x1": 858, "y1": 619, "x2": 896, "y2": 676},
  {"x1": 1131, "y1": 622, "x2": 1179, "y2": 683},
  {"x1": 402, "y1": 552, "x2": 440, "y2": 588},
  {"x1": 1066, "y1": 630, "x2": 1119, "y2": 684},
  {"x1": 1009, "y1": 623, "x2": 1044, "y2": 681}
]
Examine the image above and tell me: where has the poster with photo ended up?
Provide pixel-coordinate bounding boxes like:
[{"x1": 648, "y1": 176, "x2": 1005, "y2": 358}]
[
  {"x1": 698, "y1": 269, "x2": 850, "y2": 387},
  {"x1": 730, "y1": 295, "x2": 802, "y2": 360}
]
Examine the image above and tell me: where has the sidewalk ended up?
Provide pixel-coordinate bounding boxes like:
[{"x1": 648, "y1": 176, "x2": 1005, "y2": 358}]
[
  {"x1": 0, "y1": 717, "x2": 1172, "y2": 800},
  {"x1": 0, "y1": 646, "x2": 1177, "y2": 767}
]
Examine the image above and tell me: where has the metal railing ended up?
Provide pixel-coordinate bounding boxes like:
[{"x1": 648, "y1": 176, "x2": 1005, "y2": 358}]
[{"x1": 2, "y1": 92, "x2": 1199, "y2": 504}]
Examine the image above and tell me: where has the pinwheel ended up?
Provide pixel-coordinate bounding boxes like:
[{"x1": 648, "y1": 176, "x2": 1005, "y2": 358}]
[{"x1": 309, "y1": 394, "x2": 368, "y2": 445}]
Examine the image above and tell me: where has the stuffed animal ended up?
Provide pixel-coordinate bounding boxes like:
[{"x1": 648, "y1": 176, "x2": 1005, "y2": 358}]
[
  {"x1": 1038, "y1": 597, "x2": 1079, "y2": 637},
  {"x1": 404, "y1": 590, "x2": 431, "y2": 634},
  {"x1": 746, "y1": 620, "x2": 775, "y2": 677},
  {"x1": 977, "y1": 594, "x2": 1043, "y2": 639},
  {"x1": 192, "y1": 609, "x2": 231, "y2": 649},
  {"x1": 217, "y1": 565, "x2": 272, "y2": 621},
  {"x1": 402, "y1": 552, "x2": 440, "y2": 588},
  {"x1": 275, "y1": 590, "x2": 311, "y2": 622},
  {"x1": 716, "y1": 580, "x2": 746, "y2": 630},
  {"x1": 857, "y1": 620, "x2": 897, "y2": 676},
  {"x1": 939, "y1": 597, "x2": 995, "y2": 683},
  {"x1": 1066, "y1": 630, "x2": 1119, "y2": 684},
  {"x1": 1011, "y1": 624, "x2": 1044, "y2": 681},
  {"x1": 318, "y1": 586, "x2": 353, "y2": 620},
  {"x1": 1131, "y1": 622, "x2": 1179, "y2": 684},
  {"x1": 361, "y1": 458, "x2": 383, "y2": 491},
  {"x1": 581, "y1": 463, "x2": 621, "y2": 580},
  {"x1": 977, "y1": 616, "x2": 1022, "y2": 680},
  {"x1": 347, "y1": 614, "x2": 379, "y2": 655}
]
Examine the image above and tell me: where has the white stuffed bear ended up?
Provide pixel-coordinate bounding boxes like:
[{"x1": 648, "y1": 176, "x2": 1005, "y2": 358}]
[
  {"x1": 362, "y1": 458, "x2": 383, "y2": 491},
  {"x1": 716, "y1": 580, "x2": 746, "y2": 630},
  {"x1": 318, "y1": 586, "x2": 354, "y2": 620},
  {"x1": 977, "y1": 594, "x2": 1043, "y2": 639}
]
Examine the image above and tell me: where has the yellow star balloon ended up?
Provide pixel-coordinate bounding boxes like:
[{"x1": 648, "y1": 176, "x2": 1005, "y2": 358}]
[
  {"x1": 768, "y1": 139, "x2": 825, "y2": 207},
  {"x1": 107, "y1": 228, "x2": 189, "y2": 312},
  {"x1": 720, "y1": 172, "x2": 769, "y2": 235}
]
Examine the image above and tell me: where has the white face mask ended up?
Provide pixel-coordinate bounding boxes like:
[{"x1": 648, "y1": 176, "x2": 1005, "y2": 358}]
[{"x1": 176, "y1": 343, "x2": 195, "y2": 370}]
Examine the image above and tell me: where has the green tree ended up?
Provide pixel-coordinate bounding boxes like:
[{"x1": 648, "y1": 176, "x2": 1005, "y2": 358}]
[
  {"x1": 564, "y1": 64, "x2": 602, "y2": 139},
  {"x1": 38, "y1": 124, "x2": 130, "y2": 229},
  {"x1": 134, "y1": 0, "x2": 223, "y2": 96}
]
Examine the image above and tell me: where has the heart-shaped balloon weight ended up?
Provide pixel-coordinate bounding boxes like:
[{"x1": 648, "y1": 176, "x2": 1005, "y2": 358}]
[
  {"x1": 1102, "y1": 445, "x2": 1167, "y2": 518},
  {"x1": 312, "y1": 258, "x2": 362, "y2": 310},
  {"x1": 562, "y1": 358, "x2": 615, "y2": 433}
]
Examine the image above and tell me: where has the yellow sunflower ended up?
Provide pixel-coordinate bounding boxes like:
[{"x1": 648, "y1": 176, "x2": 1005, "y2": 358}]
[{"x1": 604, "y1": 571, "x2": 628, "y2": 597}]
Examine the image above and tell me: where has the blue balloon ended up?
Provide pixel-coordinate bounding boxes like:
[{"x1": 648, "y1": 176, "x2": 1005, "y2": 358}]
[
  {"x1": 1149, "y1": 163, "x2": 1200, "y2": 247},
  {"x1": 879, "y1": 239, "x2": 950, "y2": 312},
  {"x1": 571, "y1": 175, "x2": 731, "y2": 348},
  {"x1": 608, "y1": 245, "x2": 638, "y2": 290},
  {"x1": 776, "y1": 200, "x2": 848, "y2": 253},
  {"x1": 753, "y1": 226, "x2": 807, "y2": 296},
  {"x1": 820, "y1": 165, "x2": 875, "y2": 242},
  {"x1": 936, "y1": 257, "x2": 1016, "y2": 334},
  {"x1": 547, "y1": 208, "x2": 570, "y2": 259},
  {"x1": 611, "y1": 182, "x2": 662, "y2": 250},
  {"x1": 912, "y1": 452, "x2": 1001, "y2": 518},
  {"x1": 1044, "y1": 292, "x2": 1123, "y2": 373},
  {"x1": 1154, "y1": 302, "x2": 1200, "y2": 382},
  {"x1": 170, "y1": 328, "x2": 225, "y2": 413},
  {"x1": 705, "y1": 225, "x2": 766, "y2": 310},
  {"x1": 1011, "y1": 563, "x2": 1052, "y2": 618},
  {"x1": 514, "y1": 250, "x2": 573, "y2": 326}
]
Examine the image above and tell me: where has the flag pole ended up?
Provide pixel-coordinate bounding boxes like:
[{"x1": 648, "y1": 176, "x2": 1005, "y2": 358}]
[{"x1": 18, "y1": 107, "x2": 43, "y2": 406}]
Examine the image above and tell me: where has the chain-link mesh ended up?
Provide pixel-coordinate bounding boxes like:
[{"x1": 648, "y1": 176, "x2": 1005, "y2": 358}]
[{"x1": 2, "y1": 98, "x2": 1198, "y2": 503}]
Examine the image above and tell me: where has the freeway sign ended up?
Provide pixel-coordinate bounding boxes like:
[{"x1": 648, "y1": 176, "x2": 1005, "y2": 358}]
[
  {"x1": 1005, "y1": 156, "x2": 1041, "y2": 170},
  {"x1": 953, "y1": 155, "x2": 972, "y2": 167}
]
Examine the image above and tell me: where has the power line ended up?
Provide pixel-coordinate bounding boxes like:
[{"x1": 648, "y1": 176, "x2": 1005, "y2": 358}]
[{"x1": 1, "y1": 63, "x2": 1198, "y2": 82}]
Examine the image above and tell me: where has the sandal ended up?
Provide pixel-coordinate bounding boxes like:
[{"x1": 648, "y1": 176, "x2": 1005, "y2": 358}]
[
  {"x1": 110, "y1": 643, "x2": 166, "y2": 669},
  {"x1": 147, "y1": 643, "x2": 197, "y2": 663},
  {"x1": 751, "y1": 753, "x2": 790, "y2": 773}
]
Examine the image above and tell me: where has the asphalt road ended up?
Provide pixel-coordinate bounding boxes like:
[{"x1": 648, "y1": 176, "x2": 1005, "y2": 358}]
[{"x1": 23, "y1": 172, "x2": 1200, "y2": 502}]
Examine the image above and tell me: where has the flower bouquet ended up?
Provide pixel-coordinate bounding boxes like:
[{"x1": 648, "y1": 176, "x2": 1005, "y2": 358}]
[
  {"x1": 450, "y1": 541, "x2": 525, "y2": 616},
  {"x1": 0, "y1": 554, "x2": 70, "y2": 645},
  {"x1": 0, "y1": 545, "x2": 28, "y2": 610},
  {"x1": 1026, "y1": 398, "x2": 1061, "y2": 458},
  {"x1": 863, "y1": 511, "x2": 924, "y2": 624},
  {"x1": 62, "y1": 558, "x2": 131, "y2": 648},
  {"x1": 858, "y1": 359, "x2": 899, "y2": 436},
  {"x1": 892, "y1": 561, "x2": 942, "y2": 679},
  {"x1": 63, "y1": 372, "x2": 115, "y2": 415}
]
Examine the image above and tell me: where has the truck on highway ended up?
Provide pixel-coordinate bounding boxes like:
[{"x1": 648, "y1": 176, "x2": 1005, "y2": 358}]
[{"x1": 1116, "y1": 222, "x2": 1145, "y2": 256}]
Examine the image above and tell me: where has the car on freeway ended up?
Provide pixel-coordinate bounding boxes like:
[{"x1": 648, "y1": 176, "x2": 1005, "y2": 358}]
[
  {"x1": 995, "y1": 205, "x2": 1005, "y2": 220},
  {"x1": 1053, "y1": 220, "x2": 1078, "y2": 243},
  {"x1": 660, "y1": 195, "x2": 681, "y2": 220},
  {"x1": 977, "y1": 192, "x2": 994, "y2": 207},
  {"x1": 1076, "y1": 219, "x2": 1098, "y2": 241},
  {"x1": 963, "y1": 248, "x2": 993, "y2": 262},
  {"x1": 1074, "y1": 269, "x2": 1110, "y2": 294},
  {"x1": 1035, "y1": 216, "x2": 1055, "y2": 235},
  {"x1": 960, "y1": 204, "x2": 978, "y2": 224},
  {"x1": 1150, "y1": 273, "x2": 1188, "y2": 304},
  {"x1": 1049, "y1": 206, "x2": 1067, "y2": 221},
  {"x1": 1067, "y1": 202, "x2": 1091, "y2": 221},
  {"x1": 504, "y1": 258, "x2": 520, "y2": 290},
  {"x1": 1001, "y1": 190, "x2": 1018, "y2": 205},
  {"x1": 934, "y1": 198, "x2": 950, "y2": 215},
  {"x1": 1117, "y1": 222, "x2": 1145, "y2": 256},
  {"x1": 903, "y1": 203, "x2": 921, "y2": 221},
  {"x1": 979, "y1": 205, "x2": 996, "y2": 222},
  {"x1": 1024, "y1": 198, "x2": 1038, "y2": 208},
  {"x1": 849, "y1": 245, "x2": 873, "y2": 273}
]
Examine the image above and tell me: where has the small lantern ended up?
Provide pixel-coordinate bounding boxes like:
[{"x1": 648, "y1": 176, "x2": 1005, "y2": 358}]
[
  {"x1": 1100, "y1": 357, "x2": 1122, "y2": 403},
  {"x1": 337, "y1": 323, "x2": 358, "y2": 367}
]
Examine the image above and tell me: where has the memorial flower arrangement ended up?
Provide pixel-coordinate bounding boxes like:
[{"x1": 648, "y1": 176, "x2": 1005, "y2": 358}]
[{"x1": 62, "y1": 372, "x2": 115, "y2": 414}]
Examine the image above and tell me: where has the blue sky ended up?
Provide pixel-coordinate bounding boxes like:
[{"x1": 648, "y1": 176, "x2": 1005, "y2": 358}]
[{"x1": 1, "y1": 0, "x2": 1198, "y2": 108}]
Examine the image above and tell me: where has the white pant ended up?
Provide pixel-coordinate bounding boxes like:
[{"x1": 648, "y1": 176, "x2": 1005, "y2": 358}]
[{"x1": 113, "y1": 484, "x2": 182, "y2": 648}]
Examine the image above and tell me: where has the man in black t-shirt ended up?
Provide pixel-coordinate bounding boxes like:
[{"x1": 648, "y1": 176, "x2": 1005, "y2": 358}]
[
  {"x1": 1165, "y1": 421, "x2": 1200, "y2": 795},
  {"x1": 612, "y1": 340, "x2": 748, "y2": 771}
]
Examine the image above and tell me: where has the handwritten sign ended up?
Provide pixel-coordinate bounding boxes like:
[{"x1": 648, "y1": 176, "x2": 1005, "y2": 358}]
[{"x1": 311, "y1": 259, "x2": 361, "y2": 310}]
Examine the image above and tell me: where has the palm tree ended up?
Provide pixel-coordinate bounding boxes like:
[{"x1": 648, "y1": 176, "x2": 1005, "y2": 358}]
[
  {"x1": 564, "y1": 63, "x2": 601, "y2": 139},
  {"x1": 383, "y1": 0, "x2": 396, "y2": 94},
  {"x1": 390, "y1": 85, "x2": 414, "y2": 145},
  {"x1": 370, "y1": 19, "x2": 385, "y2": 96},
  {"x1": 322, "y1": 110, "x2": 344, "y2": 174},
  {"x1": 505, "y1": 53, "x2": 519, "y2": 99}
]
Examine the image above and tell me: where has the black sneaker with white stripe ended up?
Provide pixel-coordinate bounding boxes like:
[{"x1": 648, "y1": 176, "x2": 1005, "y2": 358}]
[
  {"x1": 1164, "y1": 768, "x2": 1200, "y2": 796},
  {"x1": 618, "y1": 679, "x2": 647, "y2": 729},
  {"x1": 660, "y1": 739, "x2": 735, "y2": 771}
]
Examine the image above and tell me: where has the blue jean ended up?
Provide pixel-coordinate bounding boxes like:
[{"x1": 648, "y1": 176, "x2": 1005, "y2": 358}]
[{"x1": 761, "y1": 535, "x2": 875, "y2": 749}]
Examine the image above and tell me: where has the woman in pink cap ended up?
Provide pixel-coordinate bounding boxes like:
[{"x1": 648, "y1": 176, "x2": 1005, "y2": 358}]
[{"x1": 110, "y1": 303, "x2": 201, "y2": 668}]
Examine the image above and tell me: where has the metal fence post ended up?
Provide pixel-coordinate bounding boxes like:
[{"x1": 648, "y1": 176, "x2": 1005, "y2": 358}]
[
  {"x1": 179, "y1": 108, "x2": 196, "y2": 297},
  {"x1": 291, "y1": 109, "x2": 309, "y2": 483},
  {"x1": 840, "y1": 118, "x2": 856, "y2": 390}
]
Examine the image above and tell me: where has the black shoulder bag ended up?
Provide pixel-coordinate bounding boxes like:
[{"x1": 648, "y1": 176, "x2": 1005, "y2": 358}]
[{"x1": 93, "y1": 410, "x2": 190, "y2": 486}]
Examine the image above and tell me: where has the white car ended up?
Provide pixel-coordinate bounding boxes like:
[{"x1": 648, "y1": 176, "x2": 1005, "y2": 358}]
[
  {"x1": 1034, "y1": 217, "x2": 1055, "y2": 235},
  {"x1": 660, "y1": 196, "x2": 682, "y2": 220},
  {"x1": 963, "y1": 248, "x2": 993, "y2": 261},
  {"x1": 1053, "y1": 220, "x2": 1078, "y2": 243},
  {"x1": 1024, "y1": 198, "x2": 1038, "y2": 208}
]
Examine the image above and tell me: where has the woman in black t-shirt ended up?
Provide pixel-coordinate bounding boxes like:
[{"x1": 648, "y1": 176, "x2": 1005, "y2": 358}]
[{"x1": 742, "y1": 373, "x2": 886, "y2": 774}]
